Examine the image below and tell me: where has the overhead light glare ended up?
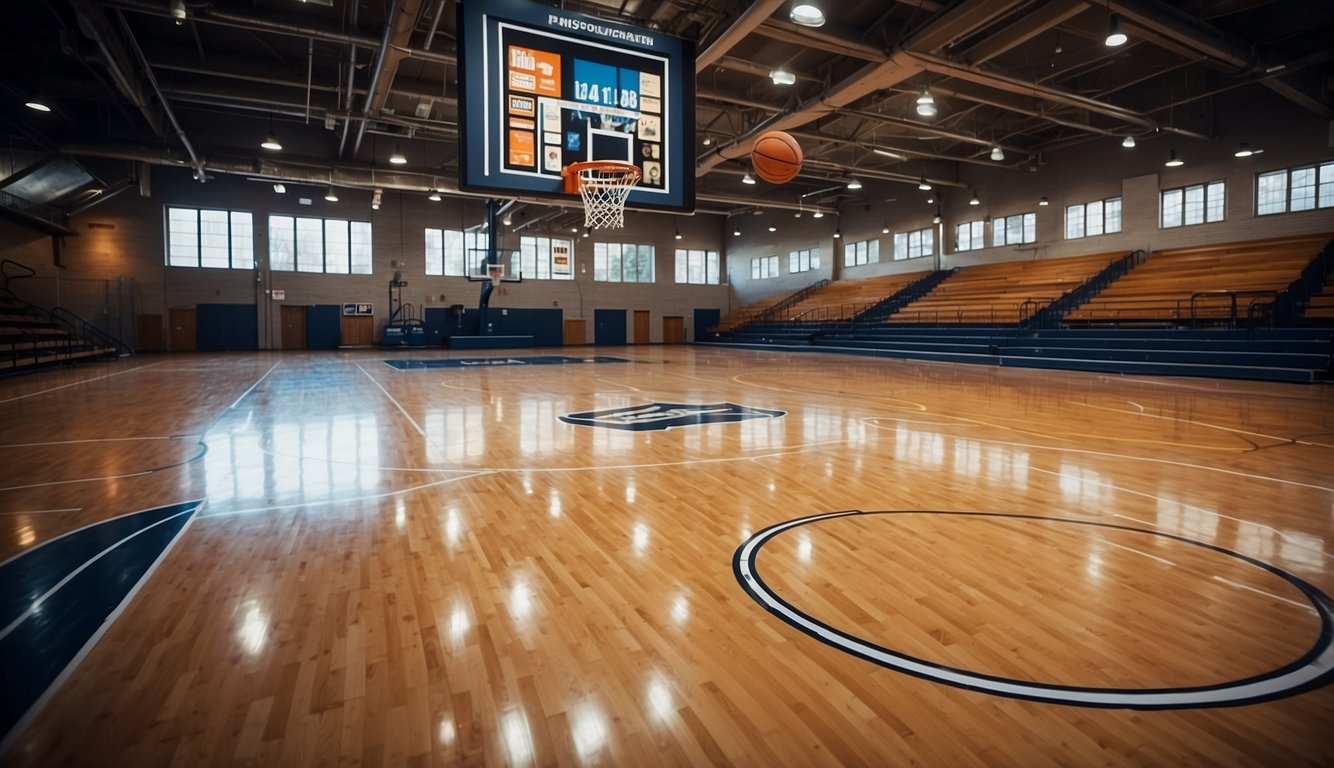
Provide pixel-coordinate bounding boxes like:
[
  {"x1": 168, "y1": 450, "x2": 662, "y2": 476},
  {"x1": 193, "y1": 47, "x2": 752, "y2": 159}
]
[
  {"x1": 733, "y1": 228, "x2": 741, "y2": 236},
  {"x1": 1234, "y1": 142, "x2": 1254, "y2": 158},
  {"x1": 1105, "y1": 13, "x2": 1127, "y2": 47},
  {"x1": 833, "y1": 229, "x2": 841, "y2": 239},
  {"x1": 324, "y1": 186, "x2": 339, "y2": 202},
  {"x1": 1039, "y1": 196, "x2": 1049, "y2": 206},
  {"x1": 881, "y1": 224, "x2": 890, "y2": 234},
  {"x1": 742, "y1": 172, "x2": 756, "y2": 185},
  {"x1": 845, "y1": 177, "x2": 862, "y2": 190},
  {"x1": 24, "y1": 98, "x2": 51, "y2": 112},
  {"x1": 932, "y1": 208, "x2": 942, "y2": 224},
  {"x1": 812, "y1": 211, "x2": 824, "y2": 219},
  {"x1": 1122, "y1": 135, "x2": 1136, "y2": 148},
  {"x1": 873, "y1": 147, "x2": 905, "y2": 159},
  {"x1": 790, "y1": 4, "x2": 825, "y2": 27},
  {"x1": 969, "y1": 191, "x2": 980, "y2": 206},
  {"x1": 916, "y1": 89, "x2": 937, "y2": 117},
  {"x1": 1164, "y1": 149, "x2": 1183, "y2": 167},
  {"x1": 917, "y1": 177, "x2": 932, "y2": 191},
  {"x1": 702, "y1": 135, "x2": 712, "y2": 146},
  {"x1": 990, "y1": 145, "x2": 1005, "y2": 161},
  {"x1": 769, "y1": 69, "x2": 796, "y2": 86},
  {"x1": 768, "y1": 224, "x2": 777, "y2": 232},
  {"x1": 389, "y1": 143, "x2": 407, "y2": 165},
  {"x1": 272, "y1": 183, "x2": 286, "y2": 194},
  {"x1": 428, "y1": 191, "x2": 442, "y2": 202},
  {"x1": 260, "y1": 133, "x2": 282, "y2": 151}
]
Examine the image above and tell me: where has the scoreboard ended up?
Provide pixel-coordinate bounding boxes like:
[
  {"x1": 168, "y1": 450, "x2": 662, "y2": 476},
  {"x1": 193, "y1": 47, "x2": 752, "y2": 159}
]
[{"x1": 457, "y1": 0, "x2": 695, "y2": 212}]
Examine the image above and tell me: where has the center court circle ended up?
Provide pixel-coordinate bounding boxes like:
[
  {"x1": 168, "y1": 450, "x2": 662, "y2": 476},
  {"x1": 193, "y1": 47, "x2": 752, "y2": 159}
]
[{"x1": 733, "y1": 510, "x2": 1334, "y2": 709}]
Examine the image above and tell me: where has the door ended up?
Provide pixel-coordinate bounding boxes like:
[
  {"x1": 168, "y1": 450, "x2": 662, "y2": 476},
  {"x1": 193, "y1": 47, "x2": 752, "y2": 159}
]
[
  {"x1": 662, "y1": 316, "x2": 684, "y2": 344},
  {"x1": 693, "y1": 308, "x2": 721, "y2": 341},
  {"x1": 563, "y1": 319, "x2": 587, "y2": 345},
  {"x1": 168, "y1": 307, "x2": 196, "y2": 352},
  {"x1": 594, "y1": 309, "x2": 626, "y2": 345},
  {"x1": 633, "y1": 310, "x2": 651, "y2": 344},
  {"x1": 281, "y1": 305, "x2": 307, "y2": 349}
]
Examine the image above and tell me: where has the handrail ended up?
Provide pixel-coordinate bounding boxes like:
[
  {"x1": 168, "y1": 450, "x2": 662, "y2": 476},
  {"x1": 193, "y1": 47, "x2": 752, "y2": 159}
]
[
  {"x1": 1024, "y1": 249, "x2": 1144, "y2": 330},
  {"x1": 50, "y1": 306, "x2": 134, "y2": 357},
  {"x1": 758, "y1": 279, "x2": 830, "y2": 323},
  {"x1": 1, "y1": 259, "x2": 36, "y2": 292},
  {"x1": 1189, "y1": 289, "x2": 1279, "y2": 329}
]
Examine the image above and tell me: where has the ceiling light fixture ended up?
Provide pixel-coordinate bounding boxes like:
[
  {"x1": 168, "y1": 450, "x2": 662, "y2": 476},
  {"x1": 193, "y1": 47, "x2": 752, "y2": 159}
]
[
  {"x1": 915, "y1": 88, "x2": 937, "y2": 117},
  {"x1": 272, "y1": 183, "x2": 286, "y2": 194},
  {"x1": 733, "y1": 228, "x2": 741, "y2": 236},
  {"x1": 742, "y1": 172, "x2": 756, "y2": 185},
  {"x1": 933, "y1": 207, "x2": 942, "y2": 224},
  {"x1": 873, "y1": 147, "x2": 905, "y2": 159},
  {"x1": 1122, "y1": 135, "x2": 1136, "y2": 148},
  {"x1": 371, "y1": 189, "x2": 382, "y2": 210},
  {"x1": 1105, "y1": 13, "x2": 1128, "y2": 47},
  {"x1": 812, "y1": 211, "x2": 824, "y2": 219},
  {"x1": 833, "y1": 229, "x2": 841, "y2": 239},
  {"x1": 389, "y1": 143, "x2": 407, "y2": 165},
  {"x1": 768, "y1": 224, "x2": 777, "y2": 232},
  {"x1": 702, "y1": 135, "x2": 712, "y2": 146},
  {"x1": 769, "y1": 69, "x2": 796, "y2": 86},
  {"x1": 170, "y1": 0, "x2": 186, "y2": 24},
  {"x1": 1039, "y1": 196, "x2": 1049, "y2": 206},
  {"x1": 790, "y1": 4, "x2": 825, "y2": 27},
  {"x1": 846, "y1": 177, "x2": 862, "y2": 190},
  {"x1": 674, "y1": 227, "x2": 683, "y2": 240},
  {"x1": 882, "y1": 224, "x2": 890, "y2": 234},
  {"x1": 428, "y1": 190, "x2": 442, "y2": 202},
  {"x1": 24, "y1": 95, "x2": 51, "y2": 112},
  {"x1": 969, "y1": 191, "x2": 980, "y2": 206},
  {"x1": 926, "y1": 195, "x2": 935, "y2": 204},
  {"x1": 1164, "y1": 149, "x2": 1183, "y2": 167},
  {"x1": 260, "y1": 132, "x2": 282, "y2": 151},
  {"x1": 1234, "y1": 142, "x2": 1254, "y2": 158},
  {"x1": 324, "y1": 186, "x2": 339, "y2": 202},
  {"x1": 990, "y1": 145, "x2": 1005, "y2": 161},
  {"x1": 917, "y1": 177, "x2": 932, "y2": 191}
]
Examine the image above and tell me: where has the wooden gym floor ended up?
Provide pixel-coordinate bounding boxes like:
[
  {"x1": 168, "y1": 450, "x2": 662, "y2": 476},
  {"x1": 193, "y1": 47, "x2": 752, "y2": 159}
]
[{"x1": 1, "y1": 346, "x2": 1332, "y2": 766}]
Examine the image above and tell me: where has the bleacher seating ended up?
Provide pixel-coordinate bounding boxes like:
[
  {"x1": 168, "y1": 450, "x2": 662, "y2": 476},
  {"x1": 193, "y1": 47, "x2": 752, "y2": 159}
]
[
  {"x1": 1, "y1": 294, "x2": 119, "y2": 373},
  {"x1": 1064, "y1": 235, "x2": 1331, "y2": 326},
  {"x1": 1303, "y1": 258, "x2": 1334, "y2": 323},
  {"x1": 777, "y1": 271, "x2": 930, "y2": 322},
  {"x1": 889, "y1": 252, "x2": 1118, "y2": 324},
  {"x1": 713, "y1": 292, "x2": 795, "y2": 332}
]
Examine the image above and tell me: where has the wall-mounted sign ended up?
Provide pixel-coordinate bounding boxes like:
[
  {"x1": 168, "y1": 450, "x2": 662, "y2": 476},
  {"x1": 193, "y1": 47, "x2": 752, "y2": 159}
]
[
  {"x1": 343, "y1": 303, "x2": 374, "y2": 316},
  {"x1": 271, "y1": 289, "x2": 286, "y2": 300}
]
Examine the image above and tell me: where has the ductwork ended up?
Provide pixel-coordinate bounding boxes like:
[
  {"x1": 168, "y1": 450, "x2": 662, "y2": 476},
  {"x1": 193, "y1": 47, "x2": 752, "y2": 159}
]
[
  {"x1": 696, "y1": 0, "x2": 787, "y2": 73},
  {"x1": 351, "y1": 0, "x2": 428, "y2": 159}
]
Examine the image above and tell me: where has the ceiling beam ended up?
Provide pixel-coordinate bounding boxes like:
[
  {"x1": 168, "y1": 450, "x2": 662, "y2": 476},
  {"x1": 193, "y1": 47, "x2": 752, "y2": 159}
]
[
  {"x1": 696, "y1": 0, "x2": 786, "y2": 73},
  {"x1": 963, "y1": 0, "x2": 1086, "y2": 65}
]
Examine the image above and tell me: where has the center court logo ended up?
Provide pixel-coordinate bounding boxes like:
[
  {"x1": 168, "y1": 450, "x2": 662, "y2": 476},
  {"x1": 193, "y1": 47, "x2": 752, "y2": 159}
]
[{"x1": 560, "y1": 402, "x2": 785, "y2": 431}]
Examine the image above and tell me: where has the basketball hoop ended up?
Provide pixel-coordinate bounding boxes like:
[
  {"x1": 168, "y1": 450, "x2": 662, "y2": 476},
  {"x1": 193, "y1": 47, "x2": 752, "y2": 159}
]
[{"x1": 563, "y1": 161, "x2": 641, "y2": 229}]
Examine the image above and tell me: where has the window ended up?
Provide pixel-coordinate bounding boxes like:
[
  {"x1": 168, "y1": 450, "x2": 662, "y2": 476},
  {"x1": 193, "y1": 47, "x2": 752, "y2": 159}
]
[
  {"x1": 844, "y1": 239, "x2": 879, "y2": 267},
  {"x1": 789, "y1": 247, "x2": 819, "y2": 273},
  {"x1": 993, "y1": 212, "x2": 1036, "y2": 246},
  {"x1": 166, "y1": 207, "x2": 253, "y2": 269},
  {"x1": 750, "y1": 255, "x2": 780, "y2": 279},
  {"x1": 956, "y1": 220, "x2": 985, "y2": 252},
  {"x1": 270, "y1": 216, "x2": 372, "y2": 273},
  {"x1": 893, "y1": 228, "x2": 934, "y2": 260},
  {"x1": 425, "y1": 228, "x2": 489, "y2": 276},
  {"x1": 1064, "y1": 197, "x2": 1122, "y2": 240},
  {"x1": 517, "y1": 236, "x2": 575, "y2": 280},
  {"x1": 1256, "y1": 161, "x2": 1334, "y2": 216},
  {"x1": 594, "y1": 242, "x2": 654, "y2": 283},
  {"x1": 675, "y1": 249, "x2": 721, "y2": 284},
  {"x1": 1160, "y1": 180, "x2": 1225, "y2": 228}
]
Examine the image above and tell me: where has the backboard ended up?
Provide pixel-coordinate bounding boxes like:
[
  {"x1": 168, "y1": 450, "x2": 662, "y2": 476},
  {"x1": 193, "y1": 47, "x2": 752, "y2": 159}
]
[
  {"x1": 457, "y1": 0, "x2": 695, "y2": 213},
  {"x1": 466, "y1": 248, "x2": 524, "y2": 282}
]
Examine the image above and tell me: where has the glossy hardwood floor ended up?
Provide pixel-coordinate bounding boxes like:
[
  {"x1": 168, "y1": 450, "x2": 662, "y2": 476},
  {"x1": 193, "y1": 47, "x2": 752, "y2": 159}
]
[{"x1": 1, "y1": 346, "x2": 1332, "y2": 766}]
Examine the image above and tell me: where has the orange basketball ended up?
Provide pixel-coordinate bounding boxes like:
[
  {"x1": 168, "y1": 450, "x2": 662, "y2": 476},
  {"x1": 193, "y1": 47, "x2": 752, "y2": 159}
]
[{"x1": 751, "y1": 130, "x2": 803, "y2": 184}]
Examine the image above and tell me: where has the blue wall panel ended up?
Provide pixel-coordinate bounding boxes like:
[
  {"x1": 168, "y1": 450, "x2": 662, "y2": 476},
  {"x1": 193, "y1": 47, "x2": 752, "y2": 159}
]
[
  {"x1": 693, "y1": 308, "x2": 720, "y2": 342},
  {"x1": 196, "y1": 304, "x2": 257, "y2": 351},
  {"x1": 306, "y1": 305, "x2": 341, "y2": 349},
  {"x1": 595, "y1": 309, "x2": 627, "y2": 345}
]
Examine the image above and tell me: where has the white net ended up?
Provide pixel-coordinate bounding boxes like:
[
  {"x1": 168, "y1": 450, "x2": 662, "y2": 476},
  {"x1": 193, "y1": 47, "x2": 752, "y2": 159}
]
[{"x1": 577, "y1": 163, "x2": 641, "y2": 229}]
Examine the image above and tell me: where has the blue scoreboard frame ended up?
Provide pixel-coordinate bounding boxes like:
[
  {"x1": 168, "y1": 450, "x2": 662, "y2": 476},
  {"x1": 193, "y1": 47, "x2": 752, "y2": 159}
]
[{"x1": 457, "y1": 0, "x2": 695, "y2": 213}]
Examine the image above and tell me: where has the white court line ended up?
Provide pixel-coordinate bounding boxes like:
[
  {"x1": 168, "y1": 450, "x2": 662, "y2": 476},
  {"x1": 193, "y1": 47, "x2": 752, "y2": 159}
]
[
  {"x1": 865, "y1": 416, "x2": 1334, "y2": 495},
  {"x1": 1212, "y1": 576, "x2": 1315, "y2": 613},
  {"x1": 199, "y1": 472, "x2": 493, "y2": 518},
  {"x1": 0, "y1": 470, "x2": 155, "y2": 493},
  {"x1": 0, "y1": 361, "x2": 160, "y2": 405},
  {"x1": 0, "y1": 501, "x2": 201, "y2": 758},
  {"x1": 356, "y1": 362, "x2": 428, "y2": 438},
  {"x1": 0, "y1": 504, "x2": 200, "y2": 642},
  {"x1": 227, "y1": 361, "x2": 282, "y2": 411},
  {"x1": 0, "y1": 508, "x2": 82, "y2": 516},
  {"x1": 1077, "y1": 400, "x2": 1311, "y2": 446},
  {"x1": 0, "y1": 436, "x2": 196, "y2": 449},
  {"x1": 1103, "y1": 539, "x2": 1175, "y2": 566}
]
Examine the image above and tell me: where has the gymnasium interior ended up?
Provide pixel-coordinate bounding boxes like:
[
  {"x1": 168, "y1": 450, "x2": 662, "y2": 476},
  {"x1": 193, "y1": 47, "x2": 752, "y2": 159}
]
[{"x1": 2, "y1": 0, "x2": 1334, "y2": 765}]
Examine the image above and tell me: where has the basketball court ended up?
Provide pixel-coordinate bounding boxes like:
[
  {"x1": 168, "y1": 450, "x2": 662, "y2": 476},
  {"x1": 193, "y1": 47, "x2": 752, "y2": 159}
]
[{"x1": 1, "y1": 345, "x2": 1332, "y2": 765}]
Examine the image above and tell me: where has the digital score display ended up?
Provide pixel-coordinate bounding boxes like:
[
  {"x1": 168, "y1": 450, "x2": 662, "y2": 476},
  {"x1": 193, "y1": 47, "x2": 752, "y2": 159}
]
[{"x1": 457, "y1": 0, "x2": 695, "y2": 212}]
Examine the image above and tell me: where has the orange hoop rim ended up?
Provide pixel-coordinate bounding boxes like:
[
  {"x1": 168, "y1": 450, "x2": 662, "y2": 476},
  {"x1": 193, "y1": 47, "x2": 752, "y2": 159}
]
[{"x1": 562, "y1": 160, "x2": 641, "y2": 179}]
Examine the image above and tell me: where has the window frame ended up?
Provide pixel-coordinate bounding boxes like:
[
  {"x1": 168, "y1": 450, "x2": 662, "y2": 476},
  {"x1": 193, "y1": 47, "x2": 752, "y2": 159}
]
[
  {"x1": 593, "y1": 241, "x2": 655, "y2": 283},
  {"x1": 893, "y1": 228, "x2": 934, "y2": 261},
  {"x1": 270, "y1": 215, "x2": 373, "y2": 274},
  {"x1": 1255, "y1": 161, "x2": 1334, "y2": 216},
  {"x1": 789, "y1": 247, "x2": 819, "y2": 274},
  {"x1": 955, "y1": 220, "x2": 985, "y2": 252},
  {"x1": 674, "y1": 249, "x2": 721, "y2": 284},
  {"x1": 843, "y1": 239, "x2": 879, "y2": 267},
  {"x1": 992, "y1": 212, "x2": 1036, "y2": 246},
  {"x1": 517, "y1": 235, "x2": 576, "y2": 280},
  {"x1": 1064, "y1": 197, "x2": 1122, "y2": 240},
  {"x1": 1160, "y1": 180, "x2": 1226, "y2": 228},
  {"x1": 165, "y1": 206, "x2": 255, "y2": 269}
]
